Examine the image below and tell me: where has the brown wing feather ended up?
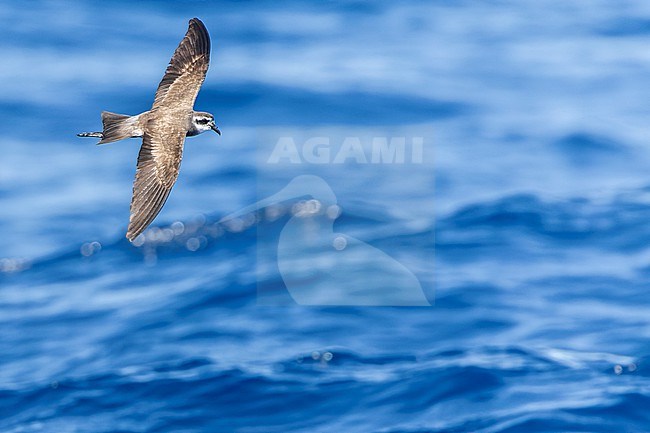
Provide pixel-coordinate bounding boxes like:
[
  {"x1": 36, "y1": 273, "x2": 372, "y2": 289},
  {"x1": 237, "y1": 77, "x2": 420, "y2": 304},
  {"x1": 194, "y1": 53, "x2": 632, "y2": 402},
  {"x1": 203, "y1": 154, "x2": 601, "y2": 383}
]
[
  {"x1": 152, "y1": 18, "x2": 210, "y2": 111},
  {"x1": 126, "y1": 18, "x2": 210, "y2": 241},
  {"x1": 126, "y1": 125, "x2": 186, "y2": 241}
]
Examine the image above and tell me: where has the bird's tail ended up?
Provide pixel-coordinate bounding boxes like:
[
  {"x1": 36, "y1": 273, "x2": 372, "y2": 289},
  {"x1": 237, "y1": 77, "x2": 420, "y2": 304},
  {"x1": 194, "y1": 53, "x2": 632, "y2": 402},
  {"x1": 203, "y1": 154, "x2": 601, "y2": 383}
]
[
  {"x1": 77, "y1": 131, "x2": 103, "y2": 138},
  {"x1": 77, "y1": 111, "x2": 138, "y2": 144}
]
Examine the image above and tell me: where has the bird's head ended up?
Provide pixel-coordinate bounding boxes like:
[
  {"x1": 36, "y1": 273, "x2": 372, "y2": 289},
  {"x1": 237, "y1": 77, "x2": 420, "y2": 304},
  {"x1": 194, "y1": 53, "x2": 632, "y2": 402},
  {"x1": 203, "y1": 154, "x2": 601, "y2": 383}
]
[{"x1": 190, "y1": 111, "x2": 221, "y2": 136}]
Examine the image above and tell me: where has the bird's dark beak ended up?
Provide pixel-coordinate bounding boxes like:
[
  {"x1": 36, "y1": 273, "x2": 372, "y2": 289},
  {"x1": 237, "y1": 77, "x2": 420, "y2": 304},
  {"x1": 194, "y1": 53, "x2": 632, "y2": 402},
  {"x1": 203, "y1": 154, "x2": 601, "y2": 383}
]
[{"x1": 211, "y1": 125, "x2": 221, "y2": 136}]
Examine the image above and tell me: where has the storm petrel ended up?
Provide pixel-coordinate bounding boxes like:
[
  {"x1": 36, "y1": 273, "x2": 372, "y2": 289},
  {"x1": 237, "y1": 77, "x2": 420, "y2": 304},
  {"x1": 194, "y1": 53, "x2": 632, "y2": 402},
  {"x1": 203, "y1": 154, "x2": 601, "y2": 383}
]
[{"x1": 78, "y1": 18, "x2": 220, "y2": 241}]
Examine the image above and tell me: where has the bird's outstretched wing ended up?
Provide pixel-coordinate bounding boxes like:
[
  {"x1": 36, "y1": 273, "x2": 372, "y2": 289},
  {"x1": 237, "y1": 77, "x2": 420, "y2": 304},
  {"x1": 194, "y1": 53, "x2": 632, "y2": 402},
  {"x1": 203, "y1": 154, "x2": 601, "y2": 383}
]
[
  {"x1": 126, "y1": 18, "x2": 211, "y2": 241},
  {"x1": 126, "y1": 121, "x2": 186, "y2": 241},
  {"x1": 152, "y1": 17, "x2": 211, "y2": 111}
]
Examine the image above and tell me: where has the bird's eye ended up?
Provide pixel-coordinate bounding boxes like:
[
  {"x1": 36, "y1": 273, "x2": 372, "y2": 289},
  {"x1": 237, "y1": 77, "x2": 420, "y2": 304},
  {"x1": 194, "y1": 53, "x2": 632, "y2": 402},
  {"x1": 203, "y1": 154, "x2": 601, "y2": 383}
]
[{"x1": 197, "y1": 118, "x2": 209, "y2": 125}]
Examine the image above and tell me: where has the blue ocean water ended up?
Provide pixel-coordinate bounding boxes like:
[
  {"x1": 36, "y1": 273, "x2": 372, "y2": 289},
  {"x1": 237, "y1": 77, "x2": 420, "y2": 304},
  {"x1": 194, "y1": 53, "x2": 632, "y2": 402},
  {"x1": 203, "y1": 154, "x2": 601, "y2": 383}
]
[{"x1": 2, "y1": 1, "x2": 650, "y2": 432}]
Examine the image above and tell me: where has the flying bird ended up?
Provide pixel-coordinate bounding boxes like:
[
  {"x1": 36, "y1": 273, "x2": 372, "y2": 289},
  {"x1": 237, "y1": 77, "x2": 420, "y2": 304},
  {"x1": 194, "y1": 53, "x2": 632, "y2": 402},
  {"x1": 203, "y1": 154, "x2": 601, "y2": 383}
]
[{"x1": 78, "y1": 18, "x2": 220, "y2": 242}]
